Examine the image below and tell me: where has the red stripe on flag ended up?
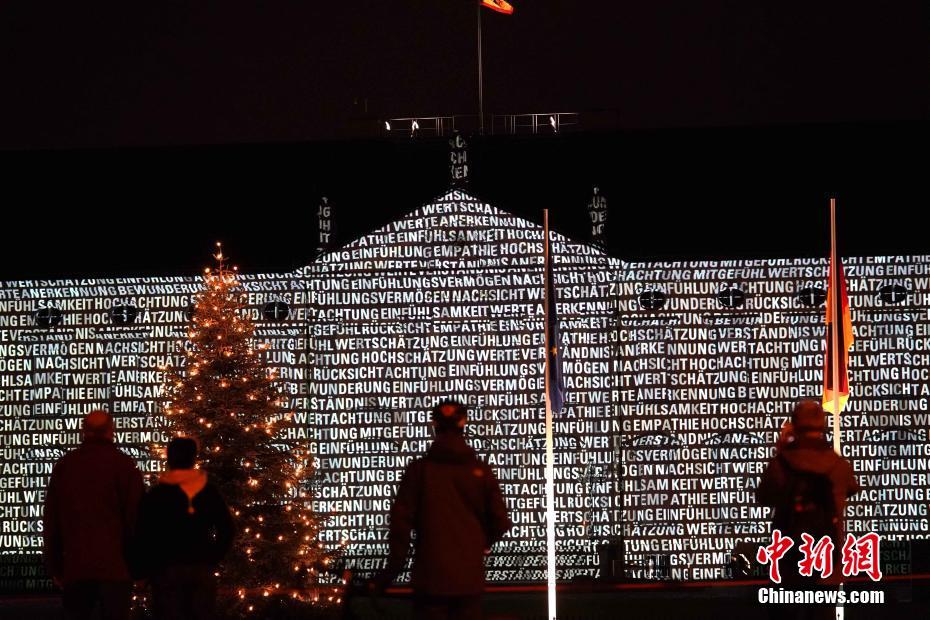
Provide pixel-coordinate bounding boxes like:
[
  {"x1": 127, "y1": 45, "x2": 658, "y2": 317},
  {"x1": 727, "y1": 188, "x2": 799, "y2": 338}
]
[{"x1": 481, "y1": 0, "x2": 514, "y2": 15}]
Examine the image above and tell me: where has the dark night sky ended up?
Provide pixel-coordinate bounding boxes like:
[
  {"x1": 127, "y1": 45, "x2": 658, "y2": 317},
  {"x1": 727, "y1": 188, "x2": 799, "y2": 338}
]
[
  {"x1": 3, "y1": 1, "x2": 927, "y2": 146},
  {"x1": 1, "y1": 2, "x2": 927, "y2": 279}
]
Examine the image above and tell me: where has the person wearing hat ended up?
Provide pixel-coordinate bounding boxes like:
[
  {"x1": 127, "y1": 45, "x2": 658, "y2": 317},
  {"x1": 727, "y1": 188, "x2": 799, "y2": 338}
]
[
  {"x1": 757, "y1": 399, "x2": 861, "y2": 618},
  {"x1": 43, "y1": 410, "x2": 145, "y2": 620},
  {"x1": 371, "y1": 399, "x2": 512, "y2": 620}
]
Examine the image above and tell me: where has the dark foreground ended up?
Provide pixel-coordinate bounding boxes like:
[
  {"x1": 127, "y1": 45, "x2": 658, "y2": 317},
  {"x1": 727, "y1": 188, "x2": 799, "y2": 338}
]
[{"x1": 3, "y1": 578, "x2": 927, "y2": 620}]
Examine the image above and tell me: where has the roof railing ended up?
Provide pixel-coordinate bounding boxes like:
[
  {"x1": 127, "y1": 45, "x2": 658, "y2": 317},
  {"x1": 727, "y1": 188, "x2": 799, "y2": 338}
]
[{"x1": 381, "y1": 112, "x2": 579, "y2": 137}]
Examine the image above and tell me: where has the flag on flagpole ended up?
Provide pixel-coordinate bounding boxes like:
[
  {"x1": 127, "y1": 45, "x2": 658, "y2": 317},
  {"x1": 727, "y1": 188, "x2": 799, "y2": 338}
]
[
  {"x1": 481, "y1": 0, "x2": 515, "y2": 15},
  {"x1": 822, "y1": 254, "x2": 853, "y2": 415},
  {"x1": 545, "y1": 223, "x2": 565, "y2": 415}
]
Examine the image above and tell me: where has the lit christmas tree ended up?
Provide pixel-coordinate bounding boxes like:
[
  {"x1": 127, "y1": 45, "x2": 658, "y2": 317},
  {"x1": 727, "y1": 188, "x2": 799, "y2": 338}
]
[{"x1": 158, "y1": 244, "x2": 343, "y2": 617}]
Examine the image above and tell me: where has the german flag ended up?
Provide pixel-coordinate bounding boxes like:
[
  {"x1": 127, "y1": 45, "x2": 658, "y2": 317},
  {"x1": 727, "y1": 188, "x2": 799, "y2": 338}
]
[
  {"x1": 481, "y1": 0, "x2": 514, "y2": 15},
  {"x1": 822, "y1": 253, "x2": 854, "y2": 414}
]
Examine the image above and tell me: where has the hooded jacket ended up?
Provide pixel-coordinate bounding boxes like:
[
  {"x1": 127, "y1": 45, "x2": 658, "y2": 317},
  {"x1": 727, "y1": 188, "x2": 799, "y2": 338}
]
[
  {"x1": 383, "y1": 432, "x2": 512, "y2": 596},
  {"x1": 43, "y1": 438, "x2": 145, "y2": 584},
  {"x1": 757, "y1": 435, "x2": 861, "y2": 584},
  {"x1": 134, "y1": 469, "x2": 234, "y2": 578}
]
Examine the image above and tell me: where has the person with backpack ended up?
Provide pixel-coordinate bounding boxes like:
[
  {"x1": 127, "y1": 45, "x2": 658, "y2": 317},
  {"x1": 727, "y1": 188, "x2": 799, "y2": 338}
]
[
  {"x1": 757, "y1": 399, "x2": 861, "y2": 618},
  {"x1": 135, "y1": 437, "x2": 234, "y2": 620},
  {"x1": 370, "y1": 399, "x2": 512, "y2": 620}
]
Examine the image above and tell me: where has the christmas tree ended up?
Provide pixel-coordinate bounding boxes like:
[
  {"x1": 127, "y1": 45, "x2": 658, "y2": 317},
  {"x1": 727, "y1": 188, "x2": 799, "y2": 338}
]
[{"x1": 158, "y1": 244, "x2": 343, "y2": 617}]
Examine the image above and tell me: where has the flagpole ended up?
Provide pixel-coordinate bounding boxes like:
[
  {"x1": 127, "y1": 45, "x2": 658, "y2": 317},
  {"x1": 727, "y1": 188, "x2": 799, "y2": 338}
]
[
  {"x1": 477, "y1": 2, "x2": 485, "y2": 135},
  {"x1": 831, "y1": 197, "x2": 841, "y2": 454},
  {"x1": 542, "y1": 209, "x2": 557, "y2": 620}
]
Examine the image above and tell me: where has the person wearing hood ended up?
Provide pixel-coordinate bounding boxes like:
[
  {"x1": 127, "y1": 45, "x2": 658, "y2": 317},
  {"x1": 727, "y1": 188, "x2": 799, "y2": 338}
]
[
  {"x1": 135, "y1": 437, "x2": 234, "y2": 620},
  {"x1": 757, "y1": 400, "x2": 861, "y2": 618},
  {"x1": 43, "y1": 410, "x2": 145, "y2": 620},
  {"x1": 371, "y1": 399, "x2": 512, "y2": 620}
]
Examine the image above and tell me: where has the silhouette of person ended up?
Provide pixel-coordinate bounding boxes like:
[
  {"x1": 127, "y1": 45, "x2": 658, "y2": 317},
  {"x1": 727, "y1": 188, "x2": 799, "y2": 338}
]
[
  {"x1": 757, "y1": 399, "x2": 861, "y2": 620},
  {"x1": 135, "y1": 437, "x2": 234, "y2": 620},
  {"x1": 44, "y1": 410, "x2": 145, "y2": 620},
  {"x1": 371, "y1": 399, "x2": 512, "y2": 620}
]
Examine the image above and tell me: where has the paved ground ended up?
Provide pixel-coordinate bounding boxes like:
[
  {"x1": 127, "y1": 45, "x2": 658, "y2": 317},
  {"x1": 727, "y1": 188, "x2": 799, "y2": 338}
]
[{"x1": 3, "y1": 579, "x2": 927, "y2": 620}]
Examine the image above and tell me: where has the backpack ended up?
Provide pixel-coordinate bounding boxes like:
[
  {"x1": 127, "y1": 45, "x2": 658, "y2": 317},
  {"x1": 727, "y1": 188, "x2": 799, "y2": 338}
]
[{"x1": 772, "y1": 454, "x2": 839, "y2": 542}]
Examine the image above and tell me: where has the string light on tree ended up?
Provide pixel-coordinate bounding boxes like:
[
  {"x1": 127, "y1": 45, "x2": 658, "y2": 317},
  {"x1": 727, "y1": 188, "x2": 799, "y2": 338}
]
[{"x1": 154, "y1": 243, "x2": 344, "y2": 617}]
